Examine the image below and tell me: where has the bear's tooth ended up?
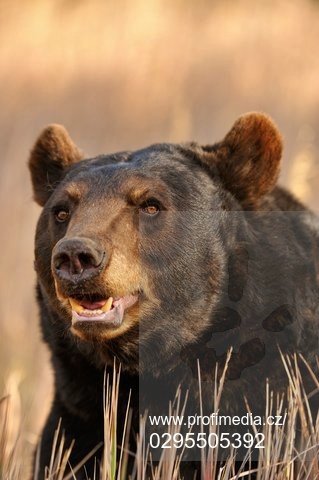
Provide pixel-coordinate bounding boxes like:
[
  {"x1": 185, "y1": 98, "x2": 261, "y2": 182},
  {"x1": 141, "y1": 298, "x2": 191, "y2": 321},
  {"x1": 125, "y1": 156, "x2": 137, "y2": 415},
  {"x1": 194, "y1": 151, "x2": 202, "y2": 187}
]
[
  {"x1": 82, "y1": 309, "x2": 103, "y2": 316},
  {"x1": 101, "y1": 297, "x2": 113, "y2": 312},
  {"x1": 69, "y1": 298, "x2": 84, "y2": 313}
]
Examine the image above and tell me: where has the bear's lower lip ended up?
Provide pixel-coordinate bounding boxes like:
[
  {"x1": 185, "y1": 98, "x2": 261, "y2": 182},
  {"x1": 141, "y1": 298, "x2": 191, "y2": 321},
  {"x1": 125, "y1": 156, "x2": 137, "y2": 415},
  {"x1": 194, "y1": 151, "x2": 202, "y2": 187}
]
[{"x1": 70, "y1": 294, "x2": 138, "y2": 328}]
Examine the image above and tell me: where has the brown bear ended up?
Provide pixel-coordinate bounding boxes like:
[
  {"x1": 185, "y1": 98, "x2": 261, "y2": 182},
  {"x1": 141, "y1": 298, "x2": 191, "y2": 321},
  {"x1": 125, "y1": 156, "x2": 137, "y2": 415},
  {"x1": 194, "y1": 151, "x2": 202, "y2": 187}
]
[{"x1": 29, "y1": 113, "x2": 319, "y2": 478}]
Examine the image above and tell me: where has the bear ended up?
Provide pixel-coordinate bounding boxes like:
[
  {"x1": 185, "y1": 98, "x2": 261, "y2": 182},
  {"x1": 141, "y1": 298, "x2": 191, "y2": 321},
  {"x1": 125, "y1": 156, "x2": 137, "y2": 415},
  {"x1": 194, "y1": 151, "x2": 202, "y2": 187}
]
[{"x1": 28, "y1": 113, "x2": 319, "y2": 479}]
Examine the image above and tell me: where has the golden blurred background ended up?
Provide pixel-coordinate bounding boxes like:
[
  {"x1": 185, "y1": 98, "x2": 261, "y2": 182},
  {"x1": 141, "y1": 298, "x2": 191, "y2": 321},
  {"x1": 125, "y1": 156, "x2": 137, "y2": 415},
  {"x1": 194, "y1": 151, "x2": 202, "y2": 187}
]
[{"x1": 1, "y1": 0, "x2": 319, "y2": 471}]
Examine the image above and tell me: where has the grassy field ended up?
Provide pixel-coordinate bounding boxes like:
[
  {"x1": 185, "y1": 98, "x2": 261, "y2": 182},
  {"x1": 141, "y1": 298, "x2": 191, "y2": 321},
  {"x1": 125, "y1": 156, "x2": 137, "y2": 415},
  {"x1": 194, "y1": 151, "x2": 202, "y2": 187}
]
[
  {"x1": 1, "y1": 355, "x2": 319, "y2": 478},
  {"x1": 0, "y1": 0, "x2": 319, "y2": 476}
]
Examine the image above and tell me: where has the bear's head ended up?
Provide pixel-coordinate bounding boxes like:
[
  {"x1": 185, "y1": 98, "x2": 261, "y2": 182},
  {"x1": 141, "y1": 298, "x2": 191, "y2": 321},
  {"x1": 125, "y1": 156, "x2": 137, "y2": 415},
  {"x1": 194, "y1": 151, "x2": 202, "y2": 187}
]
[{"x1": 29, "y1": 113, "x2": 282, "y2": 373}]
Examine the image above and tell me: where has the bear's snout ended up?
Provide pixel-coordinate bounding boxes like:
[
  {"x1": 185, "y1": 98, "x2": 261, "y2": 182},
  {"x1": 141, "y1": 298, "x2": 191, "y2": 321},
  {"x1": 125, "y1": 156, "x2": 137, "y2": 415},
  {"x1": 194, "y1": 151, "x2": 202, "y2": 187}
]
[{"x1": 52, "y1": 236, "x2": 107, "y2": 282}]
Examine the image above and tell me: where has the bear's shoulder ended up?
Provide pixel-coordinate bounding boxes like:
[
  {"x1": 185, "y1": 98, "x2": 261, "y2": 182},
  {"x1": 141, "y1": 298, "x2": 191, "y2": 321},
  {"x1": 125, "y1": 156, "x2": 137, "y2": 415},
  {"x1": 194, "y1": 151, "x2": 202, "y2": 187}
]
[{"x1": 261, "y1": 186, "x2": 308, "y2": 212}]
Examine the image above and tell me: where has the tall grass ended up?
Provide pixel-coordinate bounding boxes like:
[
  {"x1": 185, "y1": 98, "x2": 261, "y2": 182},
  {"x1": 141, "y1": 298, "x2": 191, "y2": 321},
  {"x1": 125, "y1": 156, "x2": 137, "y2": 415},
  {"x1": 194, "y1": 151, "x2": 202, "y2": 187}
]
[
  {"x1": 0, "y1": 373, "x2": 23, "y2": 479},
  {"x1": 1, "y1": 355, "x2": 318, "y2": 479}
]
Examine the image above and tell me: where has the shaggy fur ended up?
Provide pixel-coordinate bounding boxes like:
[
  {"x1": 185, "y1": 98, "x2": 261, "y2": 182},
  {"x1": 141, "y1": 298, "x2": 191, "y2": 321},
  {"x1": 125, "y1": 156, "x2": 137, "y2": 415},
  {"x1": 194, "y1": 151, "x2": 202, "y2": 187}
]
[{"x1": 28, "y1": 113, "x2": 319, "y2": 478}]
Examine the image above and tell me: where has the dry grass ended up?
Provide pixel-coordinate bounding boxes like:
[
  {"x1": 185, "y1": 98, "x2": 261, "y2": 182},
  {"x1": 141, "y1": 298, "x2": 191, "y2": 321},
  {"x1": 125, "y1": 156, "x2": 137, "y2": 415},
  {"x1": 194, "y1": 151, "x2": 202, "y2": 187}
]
[
  {"x1": 1, "y1": 0, "x2": 319, "y2": 477},
  {"x1": 1, "y1": 355, "x2": 319, "y2": 479}
]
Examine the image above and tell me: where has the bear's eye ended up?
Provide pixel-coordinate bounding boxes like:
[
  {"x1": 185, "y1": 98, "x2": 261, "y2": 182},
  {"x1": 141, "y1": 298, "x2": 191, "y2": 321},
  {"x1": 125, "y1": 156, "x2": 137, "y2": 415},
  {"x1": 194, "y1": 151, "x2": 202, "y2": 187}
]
[
  {"x1": 139, "y1": 199, "x2": 161, "y2": 216},
  {"x1": 54, "y1": 209, "x2": 70, "y2": 223}
]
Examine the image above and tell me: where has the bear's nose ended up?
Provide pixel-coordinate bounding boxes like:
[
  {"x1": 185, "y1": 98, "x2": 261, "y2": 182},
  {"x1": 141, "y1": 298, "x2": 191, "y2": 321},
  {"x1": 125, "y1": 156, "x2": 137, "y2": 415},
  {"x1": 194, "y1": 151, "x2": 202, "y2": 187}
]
[{"x1": 52, "y1": 237, "x2": 106, "y2": 281}]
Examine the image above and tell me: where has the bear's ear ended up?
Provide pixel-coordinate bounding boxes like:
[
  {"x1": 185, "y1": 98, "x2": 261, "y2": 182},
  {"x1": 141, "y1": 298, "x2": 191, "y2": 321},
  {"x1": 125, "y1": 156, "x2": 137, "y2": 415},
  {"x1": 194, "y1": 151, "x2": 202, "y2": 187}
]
[
  {"x1": 201, "y1": 113, "x2": 283, "y2": 208},
  {"x1": 28, "y1": 124, "x2": 83, "y2": 206}
]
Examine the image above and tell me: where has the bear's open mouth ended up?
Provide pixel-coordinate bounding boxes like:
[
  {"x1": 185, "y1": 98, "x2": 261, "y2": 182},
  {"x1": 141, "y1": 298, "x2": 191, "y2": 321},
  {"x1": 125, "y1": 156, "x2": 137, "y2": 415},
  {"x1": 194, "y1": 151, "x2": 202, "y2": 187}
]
[{"x1": 68, "y1": 293, "x2": 139, "y2": 328}]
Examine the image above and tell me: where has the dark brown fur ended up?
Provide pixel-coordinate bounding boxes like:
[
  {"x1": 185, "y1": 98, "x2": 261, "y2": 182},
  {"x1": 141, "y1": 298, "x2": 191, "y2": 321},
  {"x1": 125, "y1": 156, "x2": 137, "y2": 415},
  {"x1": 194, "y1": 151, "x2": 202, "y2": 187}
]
[{"x1": 28, "y1": 113, "x2": 319, "y2": 478}]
